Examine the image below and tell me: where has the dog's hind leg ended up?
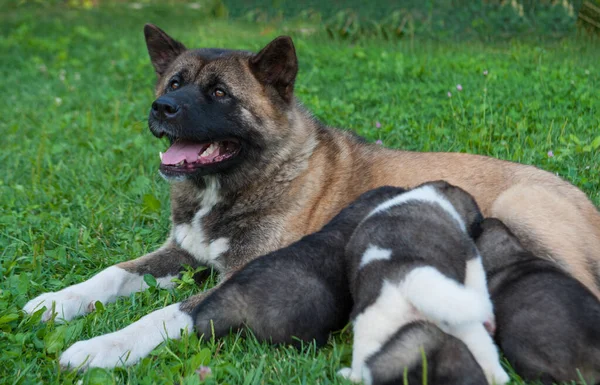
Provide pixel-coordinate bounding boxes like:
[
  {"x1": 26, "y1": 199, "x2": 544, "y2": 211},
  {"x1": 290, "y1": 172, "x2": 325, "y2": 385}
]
[
  {"x1": 491, "y1": 182, "x2": 600, "y2": 299},
  {"x1": 465, "y1": 256, "x2": 489, "y2": 297},
  {"x1": 24, "y1": 242, "x2": 200, "y2": 323},
  {"x1": 190, "y1": 283, "x2": 246, "y2": 340},
  {"x1": 339, "y1": 281, "x2": 417, "y2": 383},
  {"x1": 401, "y1": 266, "x2": 493, "y2": 327},
  {"x1": 448, "y1": 323, "x2": 509, "y2": 385},
  {"x1": 465, "y1": 256, "x2": 495, "y2": 333}
]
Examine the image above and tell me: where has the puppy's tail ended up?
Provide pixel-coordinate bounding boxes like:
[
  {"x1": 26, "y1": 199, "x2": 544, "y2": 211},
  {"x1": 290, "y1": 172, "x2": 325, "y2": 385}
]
[{"x1": 401, "y1": 266, "x2": 493, "y2": 327}]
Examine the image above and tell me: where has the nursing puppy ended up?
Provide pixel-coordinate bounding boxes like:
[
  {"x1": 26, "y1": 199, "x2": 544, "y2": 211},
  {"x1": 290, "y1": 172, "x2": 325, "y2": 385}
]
[
  {"x1": 477, "y1": 218, "x2": 600, "y2": 385},
  {"x1": 191, "y1": 186, "x2": 405, "y2": 346},
  {"x1": 339, "y1": 181, "x2": 508, "y2": 385},
  {"x1": 365, "y1": 321, "x2": 487, "y2": 385}
]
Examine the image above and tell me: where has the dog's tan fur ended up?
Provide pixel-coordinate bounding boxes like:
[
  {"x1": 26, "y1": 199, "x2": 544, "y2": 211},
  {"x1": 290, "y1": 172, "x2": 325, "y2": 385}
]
[{"x1": 275, "y1": 124, "x2": 600, "y2": 297}]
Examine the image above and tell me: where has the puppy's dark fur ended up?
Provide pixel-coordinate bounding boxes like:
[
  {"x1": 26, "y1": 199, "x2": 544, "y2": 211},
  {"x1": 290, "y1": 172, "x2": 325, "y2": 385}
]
[
  {"x1": 366, "y1": 321, "x2": 486, "y2": 385},
  {"x1": 192, "y1": 186, "x2": 405, "y2": 346},
  {"x1": 339, "y1": 181, "x2": 504, "y2": 384},
  {"x1": 347, "y1": 181, "x2": 484, "y2": 318},
  {"x1": 477, "y1": 218, "x2": 600, "y2": 385}
]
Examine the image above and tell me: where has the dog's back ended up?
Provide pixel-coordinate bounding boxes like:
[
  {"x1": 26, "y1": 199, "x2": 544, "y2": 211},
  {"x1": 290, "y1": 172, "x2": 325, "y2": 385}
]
[
  {"x1": 346, "y1": 181, "x2": 482, "y2": 316},
  {"x1": 365, "y1": 321, "x2": 487, "y2": 385},
  {"x1": 478, "y1": 218, "x2": 600, "y2": 385}
]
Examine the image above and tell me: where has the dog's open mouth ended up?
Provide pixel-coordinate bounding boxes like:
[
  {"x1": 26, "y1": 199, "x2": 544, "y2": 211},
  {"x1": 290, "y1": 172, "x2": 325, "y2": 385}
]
[{"x1": 160, "y1": 139, "x2": 240, "y2": 173}]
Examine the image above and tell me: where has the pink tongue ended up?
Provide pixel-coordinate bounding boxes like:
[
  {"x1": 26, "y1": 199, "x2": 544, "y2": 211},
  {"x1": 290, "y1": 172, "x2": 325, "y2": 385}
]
[{"x1": 162, "y1": 142, "x2": 207, "y2": 165}]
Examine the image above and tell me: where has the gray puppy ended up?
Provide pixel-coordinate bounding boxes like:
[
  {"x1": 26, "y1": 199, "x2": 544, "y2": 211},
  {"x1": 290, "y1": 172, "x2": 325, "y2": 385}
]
[
  {"x1": 477, "y1": 218, "x2": 600, "y2": 385},
  {"x1": 365, "y1": 321, "x2": 487, "y2": 385},
  {"x1": 339, "y1": 181, "x2": 508, "y2": 385}
]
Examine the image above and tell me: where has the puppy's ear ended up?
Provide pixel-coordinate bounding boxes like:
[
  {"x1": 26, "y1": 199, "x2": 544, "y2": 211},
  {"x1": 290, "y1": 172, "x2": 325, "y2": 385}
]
[
  {"x1": 249, "y1": 36, "x2": 298, "y2": 103},
  {"x1": 477, "y1": 218, "x2": 525, "y2": 255},
  {"x1": 469, "y1": 211, "x2": 484, "y2": 240},
  {"x1": 144, "y1": 24, "x2": 186, "y2": 76}
]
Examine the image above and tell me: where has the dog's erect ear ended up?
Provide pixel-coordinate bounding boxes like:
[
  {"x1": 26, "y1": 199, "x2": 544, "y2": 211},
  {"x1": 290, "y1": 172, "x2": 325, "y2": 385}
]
[
  {"x1": 249, "y1": 36, "x2": 298, "y2": 102},
  {"x1": 144, "y1": 24, "x2": 186, "y2": 76}
]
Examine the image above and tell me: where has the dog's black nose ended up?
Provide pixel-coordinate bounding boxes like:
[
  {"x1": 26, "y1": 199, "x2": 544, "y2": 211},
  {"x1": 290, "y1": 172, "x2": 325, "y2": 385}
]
[{"x1": 151, "y1": 96, "x2": 180, "y2": 120}]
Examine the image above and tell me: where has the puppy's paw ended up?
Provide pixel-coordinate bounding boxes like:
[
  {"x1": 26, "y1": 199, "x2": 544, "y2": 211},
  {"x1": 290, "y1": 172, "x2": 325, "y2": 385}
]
[
  {"x1": 23, "y1": 290, "x2": 93, "y2": 323},
  {"x1": 337, "y1": 367, "x2": 362, "y2": 382},
  {"x1": 486, "y1": 365, "x2": 510, "y2": 385},
  {"x1": 472, "y1": 294, "x2": 495, "y2": 325},
  {"x1": 484, "y1": 316, "x2": 496, "y2": 336},
  {"x1": 60, "y1": 334, "x2": 136, "y2": 370}
]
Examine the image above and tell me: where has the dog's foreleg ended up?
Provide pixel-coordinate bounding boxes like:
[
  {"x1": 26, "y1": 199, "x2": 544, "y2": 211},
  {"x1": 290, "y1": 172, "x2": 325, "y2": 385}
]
[
  {"x1": 60, "y1": 301, "x2": 194, "y2": 369},
  {"x1": 401, "y1": 266, "x2": 493, "y2": 327},
  {"x1": 24, "y1": 242, "x2": 199, "y2": 322},
  {"x1": 59, "y1": 287, "x2": 223, "y2": 370}
]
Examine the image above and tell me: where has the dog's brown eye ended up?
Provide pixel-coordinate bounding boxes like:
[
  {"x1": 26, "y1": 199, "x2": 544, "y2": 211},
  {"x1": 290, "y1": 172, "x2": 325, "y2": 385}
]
[
  {"x1": 214, "y1": 89, "x2": 226, "y2": 98},
  {"x1": 170, "y1": 80, "x2": 180, "y2": 90}
]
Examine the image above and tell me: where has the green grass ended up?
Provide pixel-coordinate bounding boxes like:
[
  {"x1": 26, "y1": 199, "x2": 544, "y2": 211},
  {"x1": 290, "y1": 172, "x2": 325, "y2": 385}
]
[{"x1": 1, "y1": 2, "x2": 599, "y2": 385}]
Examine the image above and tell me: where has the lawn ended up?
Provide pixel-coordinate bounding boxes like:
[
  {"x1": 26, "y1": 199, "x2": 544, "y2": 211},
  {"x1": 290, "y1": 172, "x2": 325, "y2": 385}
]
[{"x1": 1, "y1": 2, "x2": 599, "y2": 385}]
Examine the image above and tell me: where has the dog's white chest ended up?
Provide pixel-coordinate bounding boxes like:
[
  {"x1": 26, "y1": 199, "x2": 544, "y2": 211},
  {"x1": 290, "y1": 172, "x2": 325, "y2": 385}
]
[{"x1": 173, "y1": 178, "x2": 229, "y2": 269}]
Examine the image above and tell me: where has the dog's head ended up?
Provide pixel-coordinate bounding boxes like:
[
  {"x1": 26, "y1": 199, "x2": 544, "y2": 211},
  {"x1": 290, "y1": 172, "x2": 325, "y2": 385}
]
[
  {"x1": 422, "y1": 180, "x2": 484, "y2": 239},
  {"x1": 475, "y1": 218, "x2": 529, "y2": 271},
  {"x1": 143, "y1": 24, "x2": 300, "y2": 184}
]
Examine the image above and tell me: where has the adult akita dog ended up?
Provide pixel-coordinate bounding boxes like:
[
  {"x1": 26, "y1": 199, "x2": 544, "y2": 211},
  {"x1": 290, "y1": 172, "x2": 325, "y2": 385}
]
[{"x1": 24, "y1": 24, "x2": 600, "y2": 369}]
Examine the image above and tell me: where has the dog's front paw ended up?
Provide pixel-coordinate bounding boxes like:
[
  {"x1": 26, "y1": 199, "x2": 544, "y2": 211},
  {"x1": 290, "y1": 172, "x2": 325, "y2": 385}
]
[
  {"x1": 61, "y1": 303, "x2": 193, "y2": 370},
  {"x1": 337, "y1": 367, "x2": 362, "y2": 382},
  {"x1": 60, "y1": 334, "x2": 137, "y2": 370},
  {"x1": 23, "y1": 290, "x2": 94, "y2": 323}
]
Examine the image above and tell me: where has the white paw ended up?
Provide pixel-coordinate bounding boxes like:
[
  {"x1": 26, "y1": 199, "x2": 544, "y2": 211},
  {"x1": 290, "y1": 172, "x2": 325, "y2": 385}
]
[
  {"x1": 488, "y1": 366, "x2": 510, "y2": 385},
  {"x1": 23, "y1": 290, "x2": 93, "y2": 323},
  {"x1": 60, "y1": 303, "x2": 193, "y2": 370},
  {"x1": 337, "y1": 367, "x2": 362, "y2": 382},
  {"x1": 480, "y1": 362, "x2": 509, "y2": 385},
  {"x1": 60, "y1": 333, "x2": 137, "y2": 370}
]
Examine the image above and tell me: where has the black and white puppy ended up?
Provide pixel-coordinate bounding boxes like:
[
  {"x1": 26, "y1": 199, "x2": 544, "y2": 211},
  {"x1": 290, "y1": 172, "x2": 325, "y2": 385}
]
[
  {"x1": 338, "y1": 181, "x2": 508, "y2": 385},
  {"x1": 365, "y1": 321, "x2": 487, "y2": 385},
  {"x1": 191, "y1": 186, "x2": 405, "y2": 346},
  {"x1": 477, "y1": 218, "x2": 600, "y2": 385}
]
